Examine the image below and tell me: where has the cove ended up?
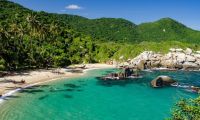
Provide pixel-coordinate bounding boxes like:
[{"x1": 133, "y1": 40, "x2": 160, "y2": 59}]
[{"x1": 0, "y1": 69, "x2": 199, "y2": 120}]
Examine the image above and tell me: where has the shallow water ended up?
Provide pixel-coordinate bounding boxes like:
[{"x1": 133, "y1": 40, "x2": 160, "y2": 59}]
[{"x1": 0, "y1": 69, "x2": 199, "y2": 120}]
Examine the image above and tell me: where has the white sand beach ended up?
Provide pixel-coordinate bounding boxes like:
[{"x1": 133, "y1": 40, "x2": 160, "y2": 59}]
[{"x1": 0, "y1": 64, "x2": 114, "y2": 97}]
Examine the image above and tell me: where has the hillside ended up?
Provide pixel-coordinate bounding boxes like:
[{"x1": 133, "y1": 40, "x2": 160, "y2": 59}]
[
  {"x1": 0, "y1": 0, "x2": 97, "y2": 70},
  {"x1": 1, "y1": 0, "x2": 200, "y2": 43},
  {"x1": 58, "y1": 15, "x2": 200, "y2": 43},
  {"x1": 67, "y1": 17, "x2": 138, "y2": 42},
  {"x1": 1, "y1": 0, "x2": 200, "y2": 71},
  {"x1": 137, "y1": 18, "x2": 200, "y2": 43}
]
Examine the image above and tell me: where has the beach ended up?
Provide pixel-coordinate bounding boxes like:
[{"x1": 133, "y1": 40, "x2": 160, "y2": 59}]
[{"x1": 0, "y1": 64, "x2": 114, "y2": 98}]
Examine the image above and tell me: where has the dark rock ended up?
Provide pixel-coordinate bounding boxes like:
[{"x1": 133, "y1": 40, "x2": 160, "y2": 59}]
[
  {"x1": 151, "y1": 76, "x2": 176, "y2": 88},
  {"x1": 64, "y1": 83, "x2": 81, "y2": 88},
  {"x1": 64, "y1": 95, "x2": 73, "y2": 98},
  {"x1": 38, "y1": 95, "x2": 49, "y2": 100}
]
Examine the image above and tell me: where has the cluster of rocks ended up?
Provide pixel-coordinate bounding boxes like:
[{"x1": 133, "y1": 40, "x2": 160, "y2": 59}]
[{"x1": 128, "y1": 48, "x2": 200, "y2": 70}]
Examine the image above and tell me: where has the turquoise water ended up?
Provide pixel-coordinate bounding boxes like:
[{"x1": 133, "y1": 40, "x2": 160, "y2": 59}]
[{"x1": 0, "y1": 69, "x2": 199, "y2": 120}]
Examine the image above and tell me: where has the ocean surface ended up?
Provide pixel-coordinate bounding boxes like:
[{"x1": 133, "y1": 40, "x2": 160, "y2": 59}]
[{"x1": 0, "y1": 69, "x2": 199, "y2": 120}]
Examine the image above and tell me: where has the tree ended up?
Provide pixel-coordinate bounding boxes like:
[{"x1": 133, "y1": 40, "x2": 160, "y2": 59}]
[
  {"x1": 0, "y1": 58, "x2": 5, "y2": 71},
  {"x1": 169, "y1": 97, "x2": 200, "y2": 120}
]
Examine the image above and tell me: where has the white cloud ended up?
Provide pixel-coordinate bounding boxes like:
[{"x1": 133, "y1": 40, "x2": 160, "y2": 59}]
[{"x1": 65, "y1": 4, "x2": 82, "y2": 10}]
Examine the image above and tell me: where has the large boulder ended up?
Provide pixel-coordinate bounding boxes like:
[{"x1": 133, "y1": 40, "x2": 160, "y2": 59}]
[
  {"x1": 196, "y1": 51, "x2": 200, "y2": 54},
  {"x1": 185, "y1": 55, "x2": 196, "y2": 62},
  {"x1": 139, "y1": 51, "x2": 154, "y2": 61},
  {"x1": 176, "y1": 53, "x2": 186, "y2": 63},
  {"x1": 169, "y1": 48, "x2": 176, "y2": 52},
  {"x1": 161, "y1": 59, "x2": 175, "y2": 68},
  {"x1": 151, "y1": 60, "x2": 161, "y2": 67},
  {"x1": 182, "y1": 62, "x2": 199, "y2": 70},
  {"x1": 151, "y1": 76, "x2": 176, "y2": 88},
  {"x1": 137, "y1": 60, "x2": 145, "y2": 70},
  {"x1": 185, "y1": 48, "x2": 193, "y2": 55},
  {"x1": 164, "y1": 52, "x2": 173, "y2": 59},
  {"x1": 176, "y1": 48, "x2": 183, "y2": 52},
  {"x1": 195, "y1": 60, "x2": 200, "y2": 66},
  {"x1": 194, "y1": 54, "x2": 200, "y2": 59}
]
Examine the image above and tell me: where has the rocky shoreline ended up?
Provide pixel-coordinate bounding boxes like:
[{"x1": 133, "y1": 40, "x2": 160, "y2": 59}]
[{"x1": 126, "y1": 48, "x2": 200, "y2": 70}]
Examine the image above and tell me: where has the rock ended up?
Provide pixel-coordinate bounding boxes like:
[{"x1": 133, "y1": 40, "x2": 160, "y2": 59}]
[
  {"x1": 182, "y1": 62, "x2": 199, "y2": 70},
  {"x1": 194, "y1": 54, "x2": 200, "y2": 59},
  {"x1": 195, "y1": 60, "x2": 200, "y2": 65},
  {"x1": 164, "y1": 53, "x2": 173, "y2": 59},
  {"x1": 137, "y1": 60, "x2": 145, "y2": 70},
  {"x1": 176, "y1": 48, "x2": 183, "y2": 52},
  {"x1": 151, "y1": 76, "x2": 176, "y2": 88},
  {"x1": 169, "y1": 48, "x2": 176, "y2": 52},
  {"x1": 140, "y1": 51, "x2": 153, "y2": 60},
  {"x1": 185, "y1": 55, "x2": 196, "y2": 62},
  {"x1": 176, "y1": 53, "x2": 186, "y2": 63},
  {"x1": 149, "y1": 57, "x2": 159, "y2": 61},
  {"x1": 196, "y1": 51, "x2": 200, "y2": 54},
  {"x1": 129, "y1": 48, "x2": 200, "y2": 70},
  {"x1": 185, "y1": 48, "x2": 193, "y2": 55},
  {"x1": 174, "y1": 62, "x2": 183, "y2": 69},
  {"x1": 161, "y1": 59, "x2": 176, "y2": 68},
  {"x1": 151, "y1": 61, "x2": 161, "y2": 67},
  {"x1": 146, "y1": 61, "x2": 151, "y2": 68}
]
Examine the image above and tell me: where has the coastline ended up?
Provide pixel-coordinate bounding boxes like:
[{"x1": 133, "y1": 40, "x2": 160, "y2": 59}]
[{"x1": 0, "y1": 63, "x2": 115, "y2": 103}]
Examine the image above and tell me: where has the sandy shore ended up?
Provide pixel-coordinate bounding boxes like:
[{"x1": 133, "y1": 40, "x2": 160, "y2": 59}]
[{"x1": 0, "y1": 64, "x2": 114, "y2": 98}]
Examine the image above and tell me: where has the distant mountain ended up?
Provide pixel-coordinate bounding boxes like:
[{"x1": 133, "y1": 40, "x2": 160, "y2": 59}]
[
  {"x1": 69, "y1": 18, "x2": 138, "y2": 42},
  {"x1": 137, "y1": 18, "x2": 200, "y2": 43},
  {"x1": 1, "y1": 0, "x2": 200, "y2": 43}
]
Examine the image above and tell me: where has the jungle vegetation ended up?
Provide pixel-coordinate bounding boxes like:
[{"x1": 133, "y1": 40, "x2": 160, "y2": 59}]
[{"x1": 1, "y1": 0, "x2": 200, "y2": 71}]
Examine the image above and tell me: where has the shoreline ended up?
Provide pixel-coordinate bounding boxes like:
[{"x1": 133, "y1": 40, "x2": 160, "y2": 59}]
[{"x1": 0, "y1": 64, "x2": 115, "y2": 103}]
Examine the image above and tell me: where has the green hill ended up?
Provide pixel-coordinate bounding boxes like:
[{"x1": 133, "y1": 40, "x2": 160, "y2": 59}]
[
  {"x1": 137, "y1": 18, "x2": 200, "y2": 43},
  {"x1": 1, "y1": 0, "x2": 200, "y2": 70},
  {"x1": 68, "y1": 17, "x2": 138, "y2": 42},
  {"x1": 1, "y1": 0, "x2": 200, "y2": 43},
  {"x1": 59, "y1": 15, "x2": 200, "y2": 43}
]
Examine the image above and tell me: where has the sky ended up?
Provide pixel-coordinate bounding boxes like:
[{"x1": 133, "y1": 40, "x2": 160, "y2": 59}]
[{"x1": 10, "y1": 0, "x2": 200, "y2": 30}]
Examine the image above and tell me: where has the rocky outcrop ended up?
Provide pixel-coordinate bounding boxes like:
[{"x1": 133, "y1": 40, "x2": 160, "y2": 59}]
[
  {"x1": 151, "y1": 76, "x2": 176, "y2": 87},
  {"x1": 128, "y1": 48, "x2": 200, "y2": 70}
]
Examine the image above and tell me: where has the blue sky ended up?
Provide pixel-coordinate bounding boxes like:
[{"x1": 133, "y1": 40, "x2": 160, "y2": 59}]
[{"x1": 11, "y1": 0, "x2": 200, "y2": 30}]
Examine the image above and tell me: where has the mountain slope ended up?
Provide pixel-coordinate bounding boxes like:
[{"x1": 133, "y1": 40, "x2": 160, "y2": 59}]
[
  {"x1": 137, "y1": 18, "x2": 200, "y2": 43},
  {"x1": 0, "y1": 0, "x2": 97, "y2": 70},
  {"x1": 2, "y1": 0, "x2": 200, "y2": 43}
]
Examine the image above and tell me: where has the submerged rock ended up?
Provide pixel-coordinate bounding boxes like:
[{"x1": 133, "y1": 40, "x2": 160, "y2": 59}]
[
  {"x1": 38, "y1": 95, "x2": 49, "y2": 100},
  {"x1": 64, "y1": 94, "x2": 73, "y2": 98},
  {"x1": 64, "y1": 83, "x2": 81, "y2": 88},
  {"x1": 151, "y1": 76, "x2": 176, "y2": 88}
]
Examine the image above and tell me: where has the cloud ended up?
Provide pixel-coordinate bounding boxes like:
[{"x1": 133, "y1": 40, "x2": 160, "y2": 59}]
[{"x1": 65, "y1": 4, "x2": 82, "y2": 10}]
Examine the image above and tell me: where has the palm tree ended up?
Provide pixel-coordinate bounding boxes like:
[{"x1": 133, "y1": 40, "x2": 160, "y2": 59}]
[
  {"x1": 26, "y1": 13, "x2": 40, "y2": 37},
  {"x1": 26, "y1": 13, "x2": 41, "y2": 67}
]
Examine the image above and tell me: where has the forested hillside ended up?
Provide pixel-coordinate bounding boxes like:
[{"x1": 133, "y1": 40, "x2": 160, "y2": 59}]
[
  {"x1": 0, "y1": 0, "x2": 96, "y2": 70},
  {"x1": 56, "y1": 14, "x2": 200, "y2": 43},
  {"x1": 137, "y1": 18, "x2": 200, "y2": 43},
  {"x1": 0, "y1": 0, "x2": 200, "y2": 71}
]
